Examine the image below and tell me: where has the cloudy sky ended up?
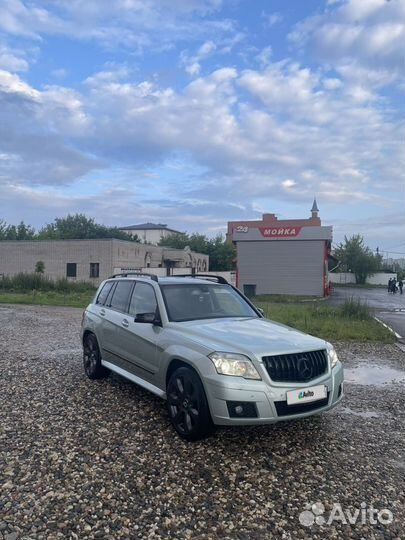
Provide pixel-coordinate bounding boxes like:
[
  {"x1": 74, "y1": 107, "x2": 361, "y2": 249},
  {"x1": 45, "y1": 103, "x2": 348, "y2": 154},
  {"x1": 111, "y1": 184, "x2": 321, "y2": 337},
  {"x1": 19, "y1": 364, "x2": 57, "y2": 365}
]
[{"x1": 0, "y1": 0, "x2": 404, "y2": 255}]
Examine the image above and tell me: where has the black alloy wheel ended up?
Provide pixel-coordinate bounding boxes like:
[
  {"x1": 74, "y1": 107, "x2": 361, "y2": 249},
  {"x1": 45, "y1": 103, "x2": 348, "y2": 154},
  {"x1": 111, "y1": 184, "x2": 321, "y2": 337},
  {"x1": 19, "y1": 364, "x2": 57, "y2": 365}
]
[
  {"x1": 167, "y1": 366, "x2": 213, "y2": 441},
  {"x1": 83, "y1": 333, "x2": 109, "y2": 379}
]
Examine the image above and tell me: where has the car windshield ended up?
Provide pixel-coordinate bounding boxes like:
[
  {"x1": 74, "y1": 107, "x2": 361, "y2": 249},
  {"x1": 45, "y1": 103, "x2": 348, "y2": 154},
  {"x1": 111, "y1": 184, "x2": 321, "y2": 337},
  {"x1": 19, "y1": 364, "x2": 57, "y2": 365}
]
[{"x1": 160, "y1": 283, "x2": 258, "y2": 322}]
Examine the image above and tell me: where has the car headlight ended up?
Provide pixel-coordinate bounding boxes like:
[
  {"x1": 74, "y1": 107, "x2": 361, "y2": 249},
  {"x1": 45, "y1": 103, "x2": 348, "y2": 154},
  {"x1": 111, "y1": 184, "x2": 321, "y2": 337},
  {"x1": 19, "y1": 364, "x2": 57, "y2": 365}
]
[
  {"x1": 327, "y1": 347, "x2": 339, "y2": 369},
  {"x1": 209, "y1": 352, "x2": 261, "y2": 380}
]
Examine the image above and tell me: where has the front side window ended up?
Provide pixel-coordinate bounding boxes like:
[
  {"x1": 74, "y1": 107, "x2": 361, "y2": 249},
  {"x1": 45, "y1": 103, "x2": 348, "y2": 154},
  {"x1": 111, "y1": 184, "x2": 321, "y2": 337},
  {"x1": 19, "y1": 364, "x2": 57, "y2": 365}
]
[
  {"x1": 66, "y1": 263, "x2": 77, "y2": 278},
  {"x1": 129, "y1": 282, "x2": 158, "y2": 318},
  {"x1": 109, "y1": 281, "x2": 133, "y2": 313},
  {"x1": 161, "y1": 284, "x2": 258, "y2": 322}
]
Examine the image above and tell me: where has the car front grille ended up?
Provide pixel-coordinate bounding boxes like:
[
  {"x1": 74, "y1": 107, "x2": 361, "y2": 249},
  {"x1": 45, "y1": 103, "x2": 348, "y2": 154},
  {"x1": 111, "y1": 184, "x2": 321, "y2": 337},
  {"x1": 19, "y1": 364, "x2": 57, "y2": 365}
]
[{"x1": 262, "y1": 349, "x2": 328, "y2": 383}]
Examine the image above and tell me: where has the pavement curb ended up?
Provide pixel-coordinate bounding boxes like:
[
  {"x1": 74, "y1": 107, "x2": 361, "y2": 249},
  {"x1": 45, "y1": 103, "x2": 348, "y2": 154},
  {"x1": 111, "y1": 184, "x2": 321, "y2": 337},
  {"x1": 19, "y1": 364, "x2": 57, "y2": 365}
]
[{"x1": 374, "y1": 316, "x2": 402, "y2": 340}]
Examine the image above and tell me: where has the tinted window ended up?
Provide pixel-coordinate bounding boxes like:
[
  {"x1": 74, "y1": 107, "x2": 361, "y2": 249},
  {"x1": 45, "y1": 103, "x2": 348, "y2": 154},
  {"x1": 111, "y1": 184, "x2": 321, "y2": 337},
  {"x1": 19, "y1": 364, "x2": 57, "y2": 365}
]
[
  {"x1": 96, "y1": 281, "x2": 114, "y2": 305},
  {"x1": 129, "y1": 282, "x2": 158, "y2": 318},
  {"x1": 161, "y1": 284, "x2": 258, "y2": 322},
  {"x1": 109, "y1": 281, "x2": 133, "y2": 313}
]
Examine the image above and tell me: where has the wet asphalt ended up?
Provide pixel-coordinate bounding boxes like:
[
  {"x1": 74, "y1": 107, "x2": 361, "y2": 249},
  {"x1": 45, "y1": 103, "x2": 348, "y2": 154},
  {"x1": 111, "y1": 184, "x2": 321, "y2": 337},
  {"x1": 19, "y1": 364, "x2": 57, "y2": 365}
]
[{"x1": 327, "y1": 286, "x2": 405, "y2": 340}]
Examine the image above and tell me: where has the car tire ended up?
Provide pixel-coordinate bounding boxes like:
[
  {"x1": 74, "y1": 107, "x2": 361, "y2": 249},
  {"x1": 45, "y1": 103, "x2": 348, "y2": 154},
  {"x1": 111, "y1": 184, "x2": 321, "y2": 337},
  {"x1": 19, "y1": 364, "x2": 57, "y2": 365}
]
[
  {"x1": 83, "y1": 333, "x2": 109, "y2": 380},
  {"x1": 167, "y1": 366, "x2": 214, "y2": 441}
]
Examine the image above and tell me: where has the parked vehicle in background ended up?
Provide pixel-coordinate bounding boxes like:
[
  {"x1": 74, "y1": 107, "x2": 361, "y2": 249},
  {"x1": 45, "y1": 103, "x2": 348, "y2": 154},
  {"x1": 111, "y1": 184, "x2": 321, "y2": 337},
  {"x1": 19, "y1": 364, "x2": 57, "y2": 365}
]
[{"x1": 81, "y1": 273, "x2": 344, "y2": 440}]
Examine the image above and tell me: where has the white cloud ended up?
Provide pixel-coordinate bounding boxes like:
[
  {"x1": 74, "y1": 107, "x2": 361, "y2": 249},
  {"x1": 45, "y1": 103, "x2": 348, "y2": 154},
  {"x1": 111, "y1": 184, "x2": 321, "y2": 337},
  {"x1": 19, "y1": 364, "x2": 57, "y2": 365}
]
[
  {"x1": 323, "y1": 77, "x2": 342, "y2": 90},
  {"x1": 262, "y1": 12, "x2": 283, "y2": 28},
  {"x1": 282, "y1": 179, "x2": 296, "y2": 189},
  {"x1": 288, "y1": 0, "x2": 405, "y2": 87},
  {"x1": 255, "y1": 46, "x2": 272, "y2": 67},
  {"x1": 0, "y1": 70, "x2": 100, "y2": 185},
  {"x1": 51, "y1": 68, "x2": 68, "y2": 79},
  {"x1": 0, "y1": 69, "x2": 39, "y2": 99},
  {"x1": 1, "y1": 57, "x2": 403, "y2": 212},
  {"x1": 0, "y1": 0, "x2": 233, "y2": 52},
  {"x1": 0, "y1": 43, "x2": 29, "y2": 71},
  {"x1": 180, "y1": 40, "x2": 217, "y2": 76}
]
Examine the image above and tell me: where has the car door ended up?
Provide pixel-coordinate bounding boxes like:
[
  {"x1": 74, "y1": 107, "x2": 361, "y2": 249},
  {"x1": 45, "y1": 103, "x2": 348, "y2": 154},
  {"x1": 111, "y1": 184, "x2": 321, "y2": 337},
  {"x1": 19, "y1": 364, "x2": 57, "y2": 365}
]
[
  {"x1": 120, "y1": 281, "x2": 161, "y2": 381},
  {"x1": 91, "y1": 280, "x2": 115, "y2": 360},
  {"x1": 101, "y1": 279, "x2": 135, "y2": 372}
]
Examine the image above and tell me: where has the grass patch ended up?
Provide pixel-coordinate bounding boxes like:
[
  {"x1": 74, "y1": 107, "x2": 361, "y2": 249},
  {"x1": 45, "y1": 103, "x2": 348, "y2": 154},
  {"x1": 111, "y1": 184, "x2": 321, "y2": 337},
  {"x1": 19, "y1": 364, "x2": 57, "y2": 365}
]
[
  {"x1": 0, "y1": 283, "x2": 395, "y2": 343},
  {"x1": 0, "y1": 272, "x2": 96, "y2": 294},
  {"x1": 331, "y1": 282, "x2": 386, "y2": 289},
  {"x1": 254, "y1": 294, "x2": 322, "y2": 304},
  {"x1": 0, "y1": 272, "x2": 96, "y2": 307},
  {"x1": 254, "y1": 297, "x2": 394, "y2": 343},
  {"x1": 0, "y1": 290, "x2": 94, "y2": 308}
]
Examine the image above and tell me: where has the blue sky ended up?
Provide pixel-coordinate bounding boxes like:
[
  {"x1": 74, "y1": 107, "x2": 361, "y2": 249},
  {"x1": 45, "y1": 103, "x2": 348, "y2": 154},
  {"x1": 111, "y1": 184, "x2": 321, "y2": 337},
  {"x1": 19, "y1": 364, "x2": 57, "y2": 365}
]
[{"x1": 0, "y1": 0, "x2": 404, "y2": 257}]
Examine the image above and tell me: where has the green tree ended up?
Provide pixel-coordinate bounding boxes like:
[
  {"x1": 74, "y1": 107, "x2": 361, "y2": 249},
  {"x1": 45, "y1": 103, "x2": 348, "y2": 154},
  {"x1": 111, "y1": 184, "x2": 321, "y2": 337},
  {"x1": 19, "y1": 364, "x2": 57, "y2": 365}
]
[
  {"x1": 159, "y1": 232, "x2": 236, "y2": 271},
  {"x1": 334, "y1": 235, "x2": 382, "y2": 284},
  {"x1": 0, "y1": 219, "x2": 7, "y2": 239},
  {"x1": 207, "y1": 234, "x2": 236, "y2": 271},
  {"x1": 0, "y1": 220, "x2": 35, "y2": 240},
  {"x1": 188, "y1": 233, "x2": 209, "y2": 255},
  {"x1": 38, "y1": 214, "x2": 140, "y2": 241},
  {"x1": 158, "y1": 232, "x2": 189, "y2": 249},
  {"x1": 16, "y1": 221, "x2": 35, "y2": 240}
]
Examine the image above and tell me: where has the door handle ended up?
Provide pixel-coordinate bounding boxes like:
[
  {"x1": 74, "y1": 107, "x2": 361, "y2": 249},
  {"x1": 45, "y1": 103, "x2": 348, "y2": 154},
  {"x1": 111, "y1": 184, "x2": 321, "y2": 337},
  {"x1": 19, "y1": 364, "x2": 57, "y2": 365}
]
[
  {"x1": 100, "y1": 309, "x2": 105, "y2": 316},
  {"x1": 122, "y1": 319, "x2": 129, "y2": 328}
]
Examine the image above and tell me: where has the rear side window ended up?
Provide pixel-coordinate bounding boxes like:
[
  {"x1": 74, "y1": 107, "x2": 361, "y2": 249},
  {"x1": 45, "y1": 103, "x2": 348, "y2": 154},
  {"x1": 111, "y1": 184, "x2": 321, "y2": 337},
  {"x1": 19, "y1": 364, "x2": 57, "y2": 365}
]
[
  {"x1": 109, "y1": 281, "x2": 134, "y2": 313},
  {"x1": 129, "y1": 282, "x2": 158, "y2": 318},
  {"x1": 96, "y1": 281, "x2": 114, "y2": 305}
]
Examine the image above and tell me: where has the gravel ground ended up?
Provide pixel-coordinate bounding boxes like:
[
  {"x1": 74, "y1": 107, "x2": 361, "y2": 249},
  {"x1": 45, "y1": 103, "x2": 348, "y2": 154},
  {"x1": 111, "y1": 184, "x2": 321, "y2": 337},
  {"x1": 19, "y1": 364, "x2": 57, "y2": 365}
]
[{"x1": 1, "y1": 305, "x2": 404, "y2": 540}]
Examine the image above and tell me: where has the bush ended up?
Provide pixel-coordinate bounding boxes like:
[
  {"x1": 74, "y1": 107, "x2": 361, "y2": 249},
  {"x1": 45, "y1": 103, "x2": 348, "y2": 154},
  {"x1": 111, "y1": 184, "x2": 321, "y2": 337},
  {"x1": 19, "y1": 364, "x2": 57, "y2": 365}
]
[{"x1": 35, "y1": 260, "x2": 45, "y2": 273}]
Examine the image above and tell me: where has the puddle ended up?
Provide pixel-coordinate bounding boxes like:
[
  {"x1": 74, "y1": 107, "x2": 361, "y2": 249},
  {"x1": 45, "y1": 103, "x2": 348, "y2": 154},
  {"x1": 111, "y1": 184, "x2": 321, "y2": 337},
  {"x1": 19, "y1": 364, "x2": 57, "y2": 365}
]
[
  {"x1": 339, "y1": 407, "x2": 382, "y2": 419},
  {"x1": 345, "y1": 364, "x2": 405, "y2": 385}
]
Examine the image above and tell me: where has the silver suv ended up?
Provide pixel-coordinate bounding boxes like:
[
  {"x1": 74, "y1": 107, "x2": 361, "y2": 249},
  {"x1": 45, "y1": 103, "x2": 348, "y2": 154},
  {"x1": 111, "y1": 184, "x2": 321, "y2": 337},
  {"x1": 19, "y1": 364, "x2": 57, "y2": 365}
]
[{"x1": 81, "y1": 273, "x2": 343, "y2": 440}]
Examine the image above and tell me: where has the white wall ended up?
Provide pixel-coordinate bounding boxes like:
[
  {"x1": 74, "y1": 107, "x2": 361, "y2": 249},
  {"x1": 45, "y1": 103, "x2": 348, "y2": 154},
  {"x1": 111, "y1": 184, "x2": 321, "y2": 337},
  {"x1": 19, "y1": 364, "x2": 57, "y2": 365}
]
[
  {"x1": 329, "y1": 272, "x2": 397, "y2": 285},
  {"x1": 203, "y1": 271, "x2": 237, "y2": 286}
]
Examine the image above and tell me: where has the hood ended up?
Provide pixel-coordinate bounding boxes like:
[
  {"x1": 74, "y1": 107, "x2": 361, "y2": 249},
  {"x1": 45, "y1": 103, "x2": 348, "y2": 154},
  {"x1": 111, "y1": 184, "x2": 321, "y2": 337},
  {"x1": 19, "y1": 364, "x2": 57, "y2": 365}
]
[{"x1": 168, "y1": 317, "x2": 327, "y2": 359}]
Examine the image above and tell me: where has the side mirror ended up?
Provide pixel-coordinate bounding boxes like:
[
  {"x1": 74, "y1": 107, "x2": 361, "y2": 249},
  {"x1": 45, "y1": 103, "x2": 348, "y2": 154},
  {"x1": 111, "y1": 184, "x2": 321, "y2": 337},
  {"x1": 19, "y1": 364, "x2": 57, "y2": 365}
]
[
  {"x1": 135, "y1": 312, "x2": 162, "y2": 326},
  {"x1": 256, "y1": 307, "x2": 264, "y2": 317}
]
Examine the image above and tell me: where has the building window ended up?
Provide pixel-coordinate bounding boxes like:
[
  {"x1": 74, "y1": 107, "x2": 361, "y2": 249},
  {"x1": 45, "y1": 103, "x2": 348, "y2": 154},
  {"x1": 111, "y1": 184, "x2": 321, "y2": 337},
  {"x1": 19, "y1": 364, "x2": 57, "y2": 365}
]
[
  {"x1": 90, "y1": 263, "x2": 100, "y2": 278},
  {"x1": 66, "y1": 263, "x2": 77, "y2": 278}
]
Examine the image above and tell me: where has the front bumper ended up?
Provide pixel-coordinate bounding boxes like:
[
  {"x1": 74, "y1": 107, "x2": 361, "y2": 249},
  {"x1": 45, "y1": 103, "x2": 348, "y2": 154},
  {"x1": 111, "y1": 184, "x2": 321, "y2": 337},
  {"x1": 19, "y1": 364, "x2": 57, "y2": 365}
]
[{"x1": 204, "y1": 362, "x2": 344, "y2": 426}]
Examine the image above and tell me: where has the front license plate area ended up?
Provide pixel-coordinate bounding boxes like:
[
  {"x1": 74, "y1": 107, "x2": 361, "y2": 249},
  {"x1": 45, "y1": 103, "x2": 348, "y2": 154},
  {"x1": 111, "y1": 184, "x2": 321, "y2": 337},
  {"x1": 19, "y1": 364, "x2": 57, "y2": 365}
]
[{"x1": 286, "y1": 385, "x2": 327, "y2": 405}]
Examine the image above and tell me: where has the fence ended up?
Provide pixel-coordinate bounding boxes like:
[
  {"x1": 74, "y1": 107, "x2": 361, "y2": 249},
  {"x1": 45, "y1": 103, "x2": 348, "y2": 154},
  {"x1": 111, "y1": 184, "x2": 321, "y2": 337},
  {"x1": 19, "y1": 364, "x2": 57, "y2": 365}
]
[{"x1": 329, "y1": 272, "x2": 397, "y2": 285}]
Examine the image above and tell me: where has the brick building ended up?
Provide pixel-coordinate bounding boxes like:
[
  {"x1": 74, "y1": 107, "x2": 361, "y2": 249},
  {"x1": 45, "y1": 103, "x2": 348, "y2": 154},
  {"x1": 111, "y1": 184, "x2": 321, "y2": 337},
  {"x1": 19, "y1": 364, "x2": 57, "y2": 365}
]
[
  {"x1": 0, "y1": 239, "x2": 208, "y2": 285},
  {"x1": 227, "y1": 200, "x2": 333, "y2": 297}
]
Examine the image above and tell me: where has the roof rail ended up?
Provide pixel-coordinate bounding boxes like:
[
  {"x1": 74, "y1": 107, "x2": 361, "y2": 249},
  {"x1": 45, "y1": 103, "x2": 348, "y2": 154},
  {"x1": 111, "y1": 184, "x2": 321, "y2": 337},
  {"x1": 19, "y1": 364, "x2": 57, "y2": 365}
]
[
  {"x1": 171, "y1": 274, "x2": 229, "y2": 284},
  {"x1": 109, "y1": 271, "x2": 158, "y2": 282}
]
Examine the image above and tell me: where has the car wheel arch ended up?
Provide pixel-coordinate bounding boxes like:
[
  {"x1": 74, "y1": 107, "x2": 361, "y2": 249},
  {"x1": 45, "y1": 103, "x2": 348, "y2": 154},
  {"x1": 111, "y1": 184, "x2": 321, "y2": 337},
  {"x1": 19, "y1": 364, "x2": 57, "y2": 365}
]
[
  {"x1": 165, "y1": 358, "x2": 205, "y2": 389},
  {"x1": 82, "y1": 329, "x2": 95, "y2": 345}
]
